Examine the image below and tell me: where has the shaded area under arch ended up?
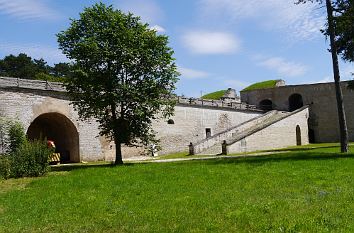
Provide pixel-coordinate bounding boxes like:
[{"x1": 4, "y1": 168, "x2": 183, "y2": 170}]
[
  {"x1": 289, "y1": 94, "x2": 303, "y2": 111},
  {"x1": 27, "y1": 113, "x2": 80, "y2": 163},
  {"x1": 259, "y1": 99, "x2": 273, "y2": 111}
]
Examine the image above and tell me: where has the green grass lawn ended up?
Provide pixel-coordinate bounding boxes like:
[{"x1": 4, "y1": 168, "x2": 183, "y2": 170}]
[{"x1": 1, "y1": 144, "x2": 354, "y2": 232}]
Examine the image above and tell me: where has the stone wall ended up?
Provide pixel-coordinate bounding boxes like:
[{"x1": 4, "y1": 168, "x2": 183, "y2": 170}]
[
  {"x1": 0, "y1": 88, "x2": 112, "y2": 161},
  {"x1": 241, "y1": 82, "x2": 354, "y2": 143},
  {"x1": 0, "y1": 84, "x2": 263, "y2": 161},
  {"x1": 153, "y1": 105, "x2": 263, "y2": 154},
  {"x1": 225, "y1": 107, "x2": 309, "y2": 153}
]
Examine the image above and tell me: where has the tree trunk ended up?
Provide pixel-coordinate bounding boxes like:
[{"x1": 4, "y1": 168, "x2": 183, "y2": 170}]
[
  {"x1": 326, "y1": 0, "x2": 349, "y2": 153},
  {"x1": 114, "y1": 139, "x2": 123, "y2": 165}
]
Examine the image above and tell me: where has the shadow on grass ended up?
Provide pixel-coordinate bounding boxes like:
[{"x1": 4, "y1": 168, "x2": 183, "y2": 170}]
[
  {"x1": 199, "y1": 152, "x2": 354, "y2": 166},
  {"x1": 50, "y1": 162, "x2": 136, "y2": 172},
  {"x1": 250, "y1": 145, "x2": 343, "y2": 154}
]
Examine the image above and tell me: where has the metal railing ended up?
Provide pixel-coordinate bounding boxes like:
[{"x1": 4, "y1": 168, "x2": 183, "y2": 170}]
[{"x1": 177, "y1": 96, "x2": 257, "y2": 111}]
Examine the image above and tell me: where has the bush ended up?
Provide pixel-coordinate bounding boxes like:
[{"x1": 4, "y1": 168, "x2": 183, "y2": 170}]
[
  {"x1": 8, "y1": 121, "x2": 27, "y2": 153},
  {"x1": 0, "y1": 155, "x2": 11, "y2": 179},
  {"x1": 10, "y1": 140, "x2": 52, "y2": 178}
]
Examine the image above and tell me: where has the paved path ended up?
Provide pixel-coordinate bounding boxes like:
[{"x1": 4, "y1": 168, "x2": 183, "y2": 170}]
[{"x1": 124, "y1": 151, "x2": 285, "y2": 164}]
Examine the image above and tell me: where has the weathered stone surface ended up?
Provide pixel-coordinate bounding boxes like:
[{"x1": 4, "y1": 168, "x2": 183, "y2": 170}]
[
  {"x1": 241, "y1": 82, "x2": 354, "y2": 143},
  {"x1": 225, "y1": 107, "x2": 309, "y2": 153},
  {"x1": 0, "y1": 77, "x2": 266, "y2": 161}
]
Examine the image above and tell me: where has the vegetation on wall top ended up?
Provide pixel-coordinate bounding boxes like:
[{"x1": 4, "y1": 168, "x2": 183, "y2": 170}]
[
  {"x1": 241, "y1": 80, "x2": 278, "y2": 92},
  {"x1": 201, "y1": 90, "x2": 226, "y2": 100}
]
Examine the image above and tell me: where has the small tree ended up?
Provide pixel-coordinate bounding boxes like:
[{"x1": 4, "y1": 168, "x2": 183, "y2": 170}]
[
  {"x1": 8, "y1": 121, "x2": 27, "y2": 153},
  {"x1": 57, "y1": 3, "x2": 179, "y2": 164}
]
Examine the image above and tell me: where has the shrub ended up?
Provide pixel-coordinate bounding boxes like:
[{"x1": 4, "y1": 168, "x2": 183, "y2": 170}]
[
  {"x1": 8, "y1": 121, "x2": 27, "y2": 153},
  {"x1": 0, "y1": 155, "x2": 11, "y2": 179},
  {"x1": 10, "y1": 140, "x2": 52, "y2": 178}
]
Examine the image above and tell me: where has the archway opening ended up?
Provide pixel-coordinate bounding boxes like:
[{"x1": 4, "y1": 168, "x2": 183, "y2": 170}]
[
  {"x1": 27, "y1": 113, "x2": 80, "y2": 163},
  {"x1": 259, "y1": 99, "x2": 273, "y2": 111},
  {"x1": 296, "y1": 125, "x2": 302, "y2": 146},
  {"x1": 289, "y1": 93, "x2": 303, "y2": 111}
]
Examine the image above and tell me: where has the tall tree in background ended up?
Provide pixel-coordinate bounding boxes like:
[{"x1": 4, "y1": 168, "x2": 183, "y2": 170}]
[
  {"x1": 57, "y1": 3, "x2": 179, "y2": 164},
  {"x1": 297, "y1": 0, "x2": 353, "y2": 153},
  {"x1": 0, "y1": 53, "x2": 37, "y2": 79}
]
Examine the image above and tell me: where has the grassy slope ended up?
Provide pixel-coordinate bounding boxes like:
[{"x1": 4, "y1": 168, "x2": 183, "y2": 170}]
[
  {"x1": 1, "y1": 144, "x2": 354, "y2": 232},
  {"x1": 242, "y1": 80, "x2": 278, "y2": 92},
  {"x1": 201, "y1": 90, "x2": 226, "y2": 100}
]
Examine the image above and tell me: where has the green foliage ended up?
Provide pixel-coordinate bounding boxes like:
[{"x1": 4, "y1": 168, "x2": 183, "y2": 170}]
[
  {"x1": 201, "y1": 90, "x2": 226, "y2": 100},
  {"x1": 2, "y1": 144, "x2": 354, "y2": 232},
  {"x1": 9, "y1": 140, "x2": 52, "y2": 178},
  {"x1": 0, "y1": 53, "x2": 38, "y2": 79},
  {"x1": 57, "y1": 3, "x2": 179, "y2": 163},
  {"x1": 8, "y1": 121, "x2": 26, "y2": 154},
  {"x1": 0, "y1": 155, "x2": 11, "y2": 179},
  {"x1": 35, "y1": 72, "x2": 67, "y2": 83},
  {"x1": 241, "y1": 80, "x2": 278, "y2": 92},
  {"x1": 0, "y1": 53, "x2": 73, "y2": 80}
]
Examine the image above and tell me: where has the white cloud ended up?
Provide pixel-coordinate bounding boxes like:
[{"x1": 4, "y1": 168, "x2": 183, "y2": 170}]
[
  {"x1": 342, "y1": 65, "x2": 354, "y2": 79},
  {"x1": 116, "y1": 0, "x2": 163, "y2": 24},
  {"x1": 224, "y1": 79, "x2": 250, "y2": 91},
  {"x1": 150, "y1": 25, "x2": 166, "y2": 33},
  {"x1": 255, "y1": 56, "x2": 308, "y2": 77},
  {"x1": 178, "y1": 66, "x2": 210, "y2": 79},
  {"x1": 311, "y1": 76, "x2": 333, "y2": 84},
  {"x1": 0, "y1": 42, "x2": 67, "y2": 65},
  {"x1": 182, "y1": 31, "x2": 241, "y2": 55},
  {"x1": 199, "y1": 0, "x2": 325, "y2": 41},
  {"x1": 0, "y1": 0, "x2": 61, "y2": 20}
]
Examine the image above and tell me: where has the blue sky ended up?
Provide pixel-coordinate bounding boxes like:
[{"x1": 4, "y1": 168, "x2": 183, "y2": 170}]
[{"x1": 0, "y1": 0, "x2": 353, "y2": 97}]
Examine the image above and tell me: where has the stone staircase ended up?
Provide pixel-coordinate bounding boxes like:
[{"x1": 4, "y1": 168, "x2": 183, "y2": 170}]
[{"x1": 190, "y1": 110, "x2": 290, "y2": 155}]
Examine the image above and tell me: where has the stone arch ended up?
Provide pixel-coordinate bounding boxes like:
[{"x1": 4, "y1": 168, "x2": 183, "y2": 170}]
[
  {"x1": 289, "y1": 93, "x2": 303, "y2": 111},
  {"x1": 259, "y1": 99, "x2": 273, "y2": 111},
  {"x1": 296, "y1": 125, "x2": 302, "y2": 146},
  {"x1": 27, "y1": 112, "x2": 80, "y2": 163}
]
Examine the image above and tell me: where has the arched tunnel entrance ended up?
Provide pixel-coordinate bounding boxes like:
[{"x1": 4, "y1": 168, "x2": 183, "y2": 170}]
[
  {"x1": 27, "y1": 113, "x2": 80, "y2": 163},
  {"x1": 259, "y1": 99, "x2": 273, "y2": 111},
  {"x1": 289, "y1": 93, "x2": 304, "y2": 111}
]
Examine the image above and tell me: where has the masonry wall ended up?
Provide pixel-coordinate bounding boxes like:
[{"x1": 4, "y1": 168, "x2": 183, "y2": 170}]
[
  {"x1": 0, "y1": 88, "x2": 114, "y2": 161},
  {"x1": 241, "y1": 82, "x2": 354, "y2": 143},
  {"x1": 152, "y1": 105, "x2": 263, "y2": 154},
  {"x1": 226, "y1": 108, "x2": 309, "y2": 153},
  {"x1": 0, "y1": 88, "x2": 263, "y2": 161}
]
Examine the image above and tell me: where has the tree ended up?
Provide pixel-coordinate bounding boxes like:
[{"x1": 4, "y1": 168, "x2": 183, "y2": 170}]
[
  {"x1": 57, "y1": 3, "x2": 179, "y2": 164},
  {"x1": 0, "y1": 53, "x2": 37, "y2": 79},
  {"x1": 297, "y1": 0, "x2": 351, "y2": 152},
  {"x1": 330, "y1": 0, "x2": 354, "y2": 62}
]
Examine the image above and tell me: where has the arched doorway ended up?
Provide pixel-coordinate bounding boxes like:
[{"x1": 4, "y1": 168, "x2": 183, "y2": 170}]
[
  {"x1": 289, "y1": 93, "x2": 303, "y2": 111},
  {"x1": 27, "y1": 113, "x2": 80, "y2": 163},
  {"x1": 259, "y1": 99, "x2": 273, "y2": 111},
  {"x1": 296, "y1": 125, "x2": 302, "y2": 146}
]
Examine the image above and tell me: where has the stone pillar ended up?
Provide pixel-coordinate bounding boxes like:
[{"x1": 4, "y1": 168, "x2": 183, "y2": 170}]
[
  {"x1": 222, "y1": 140, "x2": 228, "y2": 155},
  {"x1": 189, "y1": 142, "x2": 195, "y2": 155}
]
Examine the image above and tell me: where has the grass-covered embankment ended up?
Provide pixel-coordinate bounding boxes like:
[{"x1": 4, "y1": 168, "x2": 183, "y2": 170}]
[
  {"x1": 242, "y1": 80, "x2": 278, "y2": 92},
  {"x1": 1, "y1": 143, "x2": 354, "y2": 232},
  {"x1": 201, "y1": 90, "x2": 226, "y2": 100}
]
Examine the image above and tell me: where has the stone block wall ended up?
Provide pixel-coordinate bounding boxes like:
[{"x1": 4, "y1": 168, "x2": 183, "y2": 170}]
[
  {"x1": 241, "y1": 82, "x2": 354, "y2": 143},
  {"x1": 153, "y1": 105, "x2": 263, "y2": 154},
  {"x1": 225, "y1": 107, "x2": 309, "y2": 153}
]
